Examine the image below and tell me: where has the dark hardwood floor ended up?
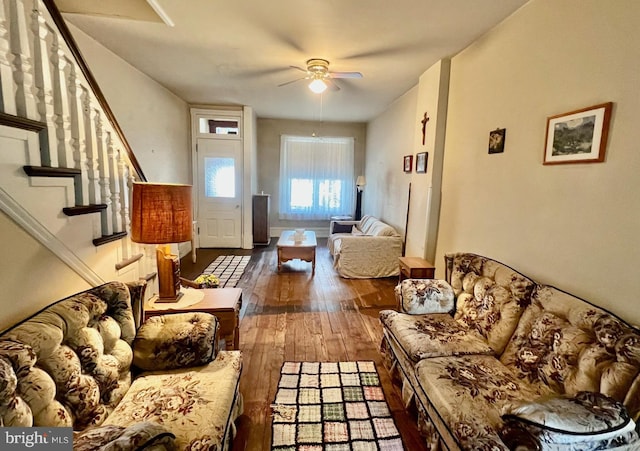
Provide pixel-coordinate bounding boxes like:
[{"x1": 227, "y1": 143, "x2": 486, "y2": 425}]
[{"x1": 180, "y1": 240, "x2": 427, "y2": 451}]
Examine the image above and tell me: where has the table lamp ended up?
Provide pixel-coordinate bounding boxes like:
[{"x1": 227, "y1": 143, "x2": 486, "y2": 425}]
[{"x1": 131, "y1": 182, "x2": 192, "y2": 303}]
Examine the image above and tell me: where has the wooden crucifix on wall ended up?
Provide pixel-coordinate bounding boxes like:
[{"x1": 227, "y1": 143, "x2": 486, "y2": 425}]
[{"x1": 421, "y1": 112, "x2": 430, "y2": 145}]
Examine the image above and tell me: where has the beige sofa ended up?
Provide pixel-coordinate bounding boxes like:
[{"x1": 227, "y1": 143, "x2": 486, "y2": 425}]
[
  {"x1": 328, "y1": 215, "x2": 402, "y2": 278},
  {"x1": 380, "y1": 253, "x2": 640, "y2": 450},
  {"x1": 0, "y1": 281, "x2": 243, "y2": 450}
]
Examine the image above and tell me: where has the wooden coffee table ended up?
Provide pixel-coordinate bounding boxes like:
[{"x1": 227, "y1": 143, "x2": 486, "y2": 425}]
[
  {"x1": 144, "y1": 287, "x2": 242, "y2": 350},
  {"x1": 277, "y1": 230, "x2": 317, "y2": 274}
]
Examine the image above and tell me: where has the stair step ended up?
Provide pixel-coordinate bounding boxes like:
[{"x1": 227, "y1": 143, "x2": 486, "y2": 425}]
[
  {"x1": 92, "y1": 232, "x2": 127, "y2": 247},
  {"x1": 63, "y1": 205, "x2": 107, "y2": 216},
  {"x1": 23, "y1": 165, "x2": 81, "y2": 177}
]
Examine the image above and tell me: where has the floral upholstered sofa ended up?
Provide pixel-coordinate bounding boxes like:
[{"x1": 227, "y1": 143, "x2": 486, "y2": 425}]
[
  {"x1": 0, "y1": 281, "x2": 243, "y2": 450},
  {"x1": 380, "y1": 252, "x2": 640, "y2": 450},
  {"x1": 328, "y1": 215, "x2": 403, "y2": 278}
]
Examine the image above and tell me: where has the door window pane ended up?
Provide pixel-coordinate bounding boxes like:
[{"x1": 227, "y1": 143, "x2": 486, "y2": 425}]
[{"x1": 205, "y1": 157, "x2": 235, "y2": 198}]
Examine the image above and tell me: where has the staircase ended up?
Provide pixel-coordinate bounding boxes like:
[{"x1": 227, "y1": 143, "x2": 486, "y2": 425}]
[{"x1": 0, "y1": 0, "x2": 155, "y2": 287}]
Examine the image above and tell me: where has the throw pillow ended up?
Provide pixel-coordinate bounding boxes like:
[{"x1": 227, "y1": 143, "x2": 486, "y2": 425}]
[
  {"x1": 332, "y1": 223, "x2": 353, "y2": 233},
  {"x1": 500, "y1": 392, "x2": 638, "y2": 448},
  {"x1": 395, "y1": 279, "x2": 455, "y2": 315},
  {"x1": 133, "y1": 312, "x2": 219, "y2": 370}
]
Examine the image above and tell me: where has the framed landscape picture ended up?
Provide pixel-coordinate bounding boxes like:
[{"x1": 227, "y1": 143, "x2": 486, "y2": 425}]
[
  {"x1": 416, "y1": 152, "x2": 428, "y2": 173},
  {"x1": 543, "y1": 102, "x2": 612, "y2": 165},
  {"x1": 403, "y1": 155, "x2": 413, "y2": 173}
]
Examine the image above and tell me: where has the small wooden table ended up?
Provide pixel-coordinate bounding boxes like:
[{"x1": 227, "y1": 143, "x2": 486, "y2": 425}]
[
  {"x1": 144, "y1": 288, "x2": 242, "y2": 350},
  {"x1": 277, "y1": 230, "x2": 317, "y2": 274},
  {"x1": 398, "y1": 256, "x2": 436, "y2": 282}
]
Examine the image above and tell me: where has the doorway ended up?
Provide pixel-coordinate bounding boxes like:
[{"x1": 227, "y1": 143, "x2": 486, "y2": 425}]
[{"x1": 196, "y1": 137, "x2": 243, "y2": 248}]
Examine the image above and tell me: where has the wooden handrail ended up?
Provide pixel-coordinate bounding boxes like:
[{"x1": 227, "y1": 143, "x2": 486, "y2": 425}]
[
  {"x1": 0, "y1": 112, "x2": 45, "y2": 132},
  {"x1": 115, "y1": 253, "x2": 144, "y2": 270},
  {"x1": 41, "y1": 0, "x2": 147, "y2": 182}
]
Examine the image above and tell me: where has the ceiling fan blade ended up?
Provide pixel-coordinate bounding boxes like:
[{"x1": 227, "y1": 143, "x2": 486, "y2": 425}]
[
  {"x1": 277, "y1": 77, "x2": 306, "y2": 87},
  {"x1": 329, "y1": 71, "x2": 363, "y2": 79},
  {"x1": 290, "y1": 65, "x2": 308, "y2": 73},
  {"x1": 326, "y1": 78, "x2": 341, "y2": 91}
]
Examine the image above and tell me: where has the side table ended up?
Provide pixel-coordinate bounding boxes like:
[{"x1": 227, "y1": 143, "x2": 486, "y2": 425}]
[
  {"x1": 398, "y1": 256, "x2": 436, "y2": 282},
  {"x1": 144, "y1": 287, "x2": 242, "y2": 350}
]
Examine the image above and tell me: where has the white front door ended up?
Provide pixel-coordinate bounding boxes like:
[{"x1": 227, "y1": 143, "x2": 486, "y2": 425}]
[{"x1": 196, "y1": 138, "x2": 243, "y2": 248}]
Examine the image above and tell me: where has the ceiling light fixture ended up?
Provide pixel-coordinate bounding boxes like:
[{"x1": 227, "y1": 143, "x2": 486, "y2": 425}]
[{"x1": 309, "y1": 78, "x2": 327, "y2": 94}]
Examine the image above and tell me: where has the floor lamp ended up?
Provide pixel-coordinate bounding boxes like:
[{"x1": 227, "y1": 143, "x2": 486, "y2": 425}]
[
  {"x1": 355, "y1": 176, "x2": 366, "y2": 221},
  {"x1": 131, "y1": 182, "x2": 192, "y2": 303}
]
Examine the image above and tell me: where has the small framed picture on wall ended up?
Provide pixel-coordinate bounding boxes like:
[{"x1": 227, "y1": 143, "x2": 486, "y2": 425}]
[
  {"x1": 488, "y1": 128, "x2": 506, "y2": 154},
  {"x1": 403, "y1": 155, "x2": 413, "y2": 173},
  {"x1": 416, "y1": 152, "x2": 428, "y2": 173}
]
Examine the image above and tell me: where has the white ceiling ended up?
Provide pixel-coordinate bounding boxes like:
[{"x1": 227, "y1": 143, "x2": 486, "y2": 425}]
[{"x1": 57, "y1": 0, "x2": 529, "y2": 122}]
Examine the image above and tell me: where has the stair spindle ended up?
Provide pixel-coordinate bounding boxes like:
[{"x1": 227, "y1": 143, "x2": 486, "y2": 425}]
[
  {"x1": 51, "y1": 30, "x2": 73, "y2": 168},
  {"x1": 10, "y1": 0, "x2": 38, "y2": 122},
  {"x1": 30, "y1": 4, "x2": 56, "y2": 166},
  {"x1": 0, "y1": 2, "x2": 16, "y2": 115}
]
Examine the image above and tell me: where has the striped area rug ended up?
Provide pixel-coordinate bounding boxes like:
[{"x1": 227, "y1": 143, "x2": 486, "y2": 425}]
[
  {"x1": 199, "y1": 255, "x2": 251, "y2": 288},
  {"x1": 271, "y1": 361, "x2": 403, "y2": 450}
]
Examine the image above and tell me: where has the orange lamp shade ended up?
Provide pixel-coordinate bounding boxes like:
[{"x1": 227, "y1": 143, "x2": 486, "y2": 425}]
[{"x1": 131, "y1": 182, "x2": 193, "y2": 244}]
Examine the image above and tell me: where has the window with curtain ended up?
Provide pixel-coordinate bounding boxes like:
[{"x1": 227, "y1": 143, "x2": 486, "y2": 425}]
[{"x1": 279, "y1": 135, "x2": 355, "y2": 220}]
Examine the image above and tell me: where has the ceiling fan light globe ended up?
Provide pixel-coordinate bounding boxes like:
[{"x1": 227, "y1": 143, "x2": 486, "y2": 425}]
[{"x1": 309, "y1": 79, "x2": 327, "y2": 94}]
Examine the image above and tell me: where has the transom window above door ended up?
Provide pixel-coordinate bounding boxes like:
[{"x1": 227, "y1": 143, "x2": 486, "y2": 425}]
[
  {"x1": 279, "y1": 135, "x2": 355, "y2": 220},
  {"x1": 196, "y1": 116, "x2": 241, "y2": 138}
]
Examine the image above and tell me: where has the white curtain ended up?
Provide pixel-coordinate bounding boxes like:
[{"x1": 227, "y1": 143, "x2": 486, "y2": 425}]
[{"x1": 279, "y1": 135, "x2": 355, "y2": 220}]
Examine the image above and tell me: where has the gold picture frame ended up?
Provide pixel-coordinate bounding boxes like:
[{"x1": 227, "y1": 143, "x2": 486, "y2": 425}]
[{"x1": 543, "y1": 102, "x2": 612, "y2": 165}]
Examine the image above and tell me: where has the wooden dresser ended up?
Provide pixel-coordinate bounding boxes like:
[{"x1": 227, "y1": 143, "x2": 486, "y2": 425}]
[{"x1": 252, "y1": 194, "x2": 271, "y2": 245}]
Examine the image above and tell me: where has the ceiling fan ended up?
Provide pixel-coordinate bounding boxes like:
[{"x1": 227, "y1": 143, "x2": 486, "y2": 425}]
[{"x1": 278, "y1": 58, "x2": 363, "y2": 93}]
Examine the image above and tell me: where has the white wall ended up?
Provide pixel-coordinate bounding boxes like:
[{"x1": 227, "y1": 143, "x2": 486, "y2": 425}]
[
  {"x1": 435, "y1": 0, "x2": 640, "y2": 325},
  {"x1": 70, "y1": 23, "x2": 194, "y2": 259},
  {"x1": 404, "y1": 60, "x2": 450, "y2": 260},
  {"x1": 68, "y1": 24, "x2": 191, "y2": 185},
  {"x1": 0, "y1": 212, "x2": 90, "y2": 332},
  {"x1": 364, "y1": 87, "x2": 418, "y2": 235}
]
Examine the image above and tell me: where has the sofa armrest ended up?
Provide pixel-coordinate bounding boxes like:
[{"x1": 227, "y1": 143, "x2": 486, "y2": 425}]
[
  {"x1": 394, "y1": 279, "x2": 455, "y2": 314},
  {"x1": 500, "y1": 392, "x2": 638, "y2": 449},
  {"x1": 133, "y1": 312, "x2": 219, "y2": 371},
  {"x1": 126, "y1": 280, "x2": 147, "y2": 330}
]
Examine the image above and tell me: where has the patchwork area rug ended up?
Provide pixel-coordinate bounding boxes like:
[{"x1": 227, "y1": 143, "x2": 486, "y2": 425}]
[
  {"x1": 271, "y1": 361, "x2": 403, "y2": 450},
  {"x1": 199, "y1": 255, "x2": 251, "y2": 288}
]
